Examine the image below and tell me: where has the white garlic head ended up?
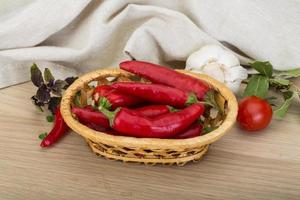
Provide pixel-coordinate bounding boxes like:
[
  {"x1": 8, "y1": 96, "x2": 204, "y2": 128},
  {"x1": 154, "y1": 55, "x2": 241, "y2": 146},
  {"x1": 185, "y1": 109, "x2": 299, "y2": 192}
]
[{"x1": 186, "y1": 44, "x2": 248, "y2": 93}]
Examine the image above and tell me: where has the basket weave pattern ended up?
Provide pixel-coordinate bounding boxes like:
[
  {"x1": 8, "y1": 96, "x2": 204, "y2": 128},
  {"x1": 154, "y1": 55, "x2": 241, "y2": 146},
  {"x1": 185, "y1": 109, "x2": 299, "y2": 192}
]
[{"x1": 61, "y1": 69, "x2": 238, "y2": 166}]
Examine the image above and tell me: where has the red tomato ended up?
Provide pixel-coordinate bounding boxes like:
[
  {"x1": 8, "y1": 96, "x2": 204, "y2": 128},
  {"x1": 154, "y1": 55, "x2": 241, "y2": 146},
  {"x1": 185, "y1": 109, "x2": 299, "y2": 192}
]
[{"x1": 237, "y1": 96, "x2": 273, "y2": 131}]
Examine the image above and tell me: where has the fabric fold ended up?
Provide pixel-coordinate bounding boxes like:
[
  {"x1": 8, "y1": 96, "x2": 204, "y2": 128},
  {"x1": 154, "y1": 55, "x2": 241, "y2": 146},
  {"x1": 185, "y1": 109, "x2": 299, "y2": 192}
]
[{"x1": 0, "y1": 0, "x2": 299, "y2": 89}]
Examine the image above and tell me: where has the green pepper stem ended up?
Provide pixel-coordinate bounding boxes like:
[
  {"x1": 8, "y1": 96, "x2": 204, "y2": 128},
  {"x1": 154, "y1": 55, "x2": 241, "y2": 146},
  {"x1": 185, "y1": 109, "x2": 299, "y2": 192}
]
[
  {"x1": 98, "y1": 106, "x2": 120, "y2": 127},
  {"x1": 185, "y1": 93, "x2": 198, "y2": 106},
  {"x1": 98, "y1": 97, "x2": 112, "y2": 110},
  {"x1": 197, "y1": 101, "x2": 215, "y2": 107},
  {"x1": 167, "y1": 105, "x2": 179, "y2": 112}
]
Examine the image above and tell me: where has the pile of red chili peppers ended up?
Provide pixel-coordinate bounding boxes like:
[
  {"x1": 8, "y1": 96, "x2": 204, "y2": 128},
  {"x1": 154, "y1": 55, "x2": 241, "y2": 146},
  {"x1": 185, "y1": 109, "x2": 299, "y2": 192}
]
[{"x1": 41, "y1": 60, "x2": 212, "y2": 147}]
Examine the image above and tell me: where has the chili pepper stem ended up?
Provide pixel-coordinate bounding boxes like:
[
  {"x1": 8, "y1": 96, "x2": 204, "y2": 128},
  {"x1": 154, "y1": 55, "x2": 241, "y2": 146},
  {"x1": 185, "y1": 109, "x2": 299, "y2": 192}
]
[
  {"x1": 167, "y1": 105, "x2": 179, "y2": 112},
  {"x1": 198, "y1": 101, "x2": 215, "y2": 107},
  {"x1": 185, "y1": 93, "x2": 198, "y2": 106},
  {"x1": 98, "y1": 97, "x2": 112, "y2": 110},
  {"x1": 184, "y1": 92, "x2": 215, "y2": 107},
  {"x1": 98, "y1": 106, "x2": 120, "y2": 127}
]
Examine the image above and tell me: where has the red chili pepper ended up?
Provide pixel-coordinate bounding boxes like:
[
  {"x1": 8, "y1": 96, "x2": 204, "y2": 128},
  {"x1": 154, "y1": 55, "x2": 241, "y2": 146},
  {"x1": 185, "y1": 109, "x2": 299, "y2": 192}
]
[
  {"x1": 84, "y1": 121, "x2": 108, "y2": 132},
  {"x1": 111, "y1": 82, "x2": 197, "y2": 108},
  {"x1": 173, "y1": 123, "x2": 203, "y2": 139},
  {"x1": 40, "y1": 107, "x2": 69, "y2": 147},
  {"x1": 72, "y1": 106, "x2": 117, "y2": 135},
  {"x1": 84, "y1": 122, "x2": 120, "y2": 136},
  {"x1": 133, "y1": 105, "x2": 172, "y2": 118},
  {"x1": 72, "y1": 105, "x2": 172, "y2": 130},
  {"x1": 120, "y1": 60, "x2": 211, "y2": 100},
  {"x1": 100, "y1": 103, "x2": 205, "y2": 138},
  {"x1": 72, "y1": 106, "x2": 110, "y2": 129},
  {"x1": 93, "y1": 85, "x2": 112, "y2": 98},
  {"x1": 93, "y1": 85, "x2": 142, "y2": 110}
]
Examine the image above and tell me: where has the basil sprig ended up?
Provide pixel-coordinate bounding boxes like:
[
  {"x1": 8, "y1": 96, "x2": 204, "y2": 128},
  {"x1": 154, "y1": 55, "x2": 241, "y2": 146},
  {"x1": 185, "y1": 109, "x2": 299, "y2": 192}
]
[
  {"x1": 30, "y1": 63, "x2": 77, "y2": 114},
  {"x1": 243, "y1": 61, "x2": 300, "y2": 118}
]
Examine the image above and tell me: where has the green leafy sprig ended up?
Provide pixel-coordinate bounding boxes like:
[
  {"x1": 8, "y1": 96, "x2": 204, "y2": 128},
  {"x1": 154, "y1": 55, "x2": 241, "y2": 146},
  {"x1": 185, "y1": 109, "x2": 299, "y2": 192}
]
[
  {"x1": 243, "y1": 61, "x2": 300, "y2": 118},
  {"x1": 38, "y1": 132, "x2": 48, "y2": 140},
  {"x1": 30, "y1": 63, "x2": 77, "y2": 114}
]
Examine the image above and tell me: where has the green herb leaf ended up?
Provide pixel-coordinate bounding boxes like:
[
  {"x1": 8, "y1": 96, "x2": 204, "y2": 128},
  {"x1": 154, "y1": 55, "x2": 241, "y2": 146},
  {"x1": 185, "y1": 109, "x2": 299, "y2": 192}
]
[
  {"x1": 250, "y1": 61, "x2": 273, "y2": 77},
  {"x1": 44, "y1": 68, "x2": 55, "y2": 83},
  {"x1": 46, "y1": 115, "x2": 54, "y2": 122},
  {"x1": 243, "y1": 75, "x2": 269, "y2": 99},
  {"x1": 99, "y1": 97, "x2": 112, "y2": 110},
  {"x1": 204, "y1": 90, "x2": 223, "y2": 114},
  {"x1": 274, "y1": 91, "x2": 294, "y2": 118},
  {"x1": 185, "y1": 93, "x2": 198, "y2": 106},
  {"x1": 270, "y1": 78, "x2": 290, "y2": 86},
  {"x1": 265, "y1": 96, "x2": 277, "y2": 106},
  {"x1": 39, "y1": 132, "x2": 48, "y2": 140},
  {"x1": 202, "y1": 126, "x2": 218, "y2": 134},
  {"x1": 274, "y1": 68, "x2": 300, "y2": 78},
  {"x1": 168, "y1": 106, "x2": 179, "y2": 112},
  {"x1": 73, "y1": 91, "x2": 82, "y2": 108},
  {"x1": 30, "y1": 63, "x2": 44, "y2": 87}
]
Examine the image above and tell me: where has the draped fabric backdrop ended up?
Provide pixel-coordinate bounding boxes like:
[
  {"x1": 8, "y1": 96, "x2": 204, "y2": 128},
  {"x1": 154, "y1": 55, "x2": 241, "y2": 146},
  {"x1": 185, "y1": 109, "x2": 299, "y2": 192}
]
[{"x1": 0, "y1": 0, "x2": 299, "y2": 88}]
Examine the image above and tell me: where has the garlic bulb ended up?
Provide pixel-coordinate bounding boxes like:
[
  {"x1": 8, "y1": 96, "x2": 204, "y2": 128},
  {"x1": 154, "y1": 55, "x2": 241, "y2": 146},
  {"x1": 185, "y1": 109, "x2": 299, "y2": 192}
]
[{"x1": 186, "y1": 45, "x2": 248, "y2": 93}]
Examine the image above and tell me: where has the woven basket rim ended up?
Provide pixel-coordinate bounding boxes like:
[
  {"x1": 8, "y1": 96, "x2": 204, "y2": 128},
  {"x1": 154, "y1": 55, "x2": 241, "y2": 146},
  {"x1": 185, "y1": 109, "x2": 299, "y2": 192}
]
[{"x1": 60, "y1": 68, "x2": 238, "y2": 149}]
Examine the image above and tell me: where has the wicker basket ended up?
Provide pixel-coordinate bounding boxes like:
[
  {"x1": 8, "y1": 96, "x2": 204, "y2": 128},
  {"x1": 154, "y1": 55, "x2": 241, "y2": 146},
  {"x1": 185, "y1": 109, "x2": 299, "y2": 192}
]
[{"x1": 60, "y1": 68, "x2": 238, "y2": 166}]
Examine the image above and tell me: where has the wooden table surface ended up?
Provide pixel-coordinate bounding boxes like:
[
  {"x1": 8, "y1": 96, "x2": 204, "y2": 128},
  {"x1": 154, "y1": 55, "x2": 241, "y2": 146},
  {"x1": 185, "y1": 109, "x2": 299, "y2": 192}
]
[{"x1": 1, "y1": 82, "x2": 300, "y2": 200}]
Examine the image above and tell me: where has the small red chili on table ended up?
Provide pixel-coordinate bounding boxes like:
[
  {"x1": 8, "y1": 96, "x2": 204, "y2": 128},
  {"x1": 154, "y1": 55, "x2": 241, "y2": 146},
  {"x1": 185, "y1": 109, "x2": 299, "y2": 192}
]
[{"x1": 40, "y1": 106, "x2": 69, "y2": 147}]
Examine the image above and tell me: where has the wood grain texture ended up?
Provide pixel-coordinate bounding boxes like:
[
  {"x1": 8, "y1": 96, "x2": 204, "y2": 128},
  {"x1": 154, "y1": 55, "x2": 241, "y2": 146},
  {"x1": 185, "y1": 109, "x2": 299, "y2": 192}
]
[{"x1": 0, "y1": 82, "x2": 300, "y2": 200}]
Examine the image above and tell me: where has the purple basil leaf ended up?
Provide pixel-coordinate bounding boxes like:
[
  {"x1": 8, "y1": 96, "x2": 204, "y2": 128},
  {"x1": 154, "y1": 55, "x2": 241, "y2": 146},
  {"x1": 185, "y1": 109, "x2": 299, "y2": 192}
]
[
  {"x1": 64, "y1": 77, "x2": 77, "y2": 89},
  {"x1": 30, "y1": 63, "x2": 44, "y2": 87},
  {"x1": 44, "y1": 68, "x2": 55, "y2": 83},
  {"x1": 31, "y1": 96, "x2": 44, "y2": 112},
  {"x1": 48, "y1": 97, "x2": 61, "y2": 114},
  {"x1": 36, "y1": 84, "x2": 51, "y2": 103},
  {"x1": 51, "y1": 80, "x2": 67, "y2": 96},
  {"x1": 31, "y1": 95, "x2": 45, "y2": 107},
  {"x1": 46, "y1": 79, "x2": 55, "y2": 88}
]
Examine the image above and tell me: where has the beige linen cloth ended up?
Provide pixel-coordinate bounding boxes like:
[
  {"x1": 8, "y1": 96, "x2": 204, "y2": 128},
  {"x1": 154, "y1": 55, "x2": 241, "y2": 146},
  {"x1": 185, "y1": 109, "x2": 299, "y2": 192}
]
[{"x1": 0, "y1": 0, "x2": 299, "y2": 88}]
